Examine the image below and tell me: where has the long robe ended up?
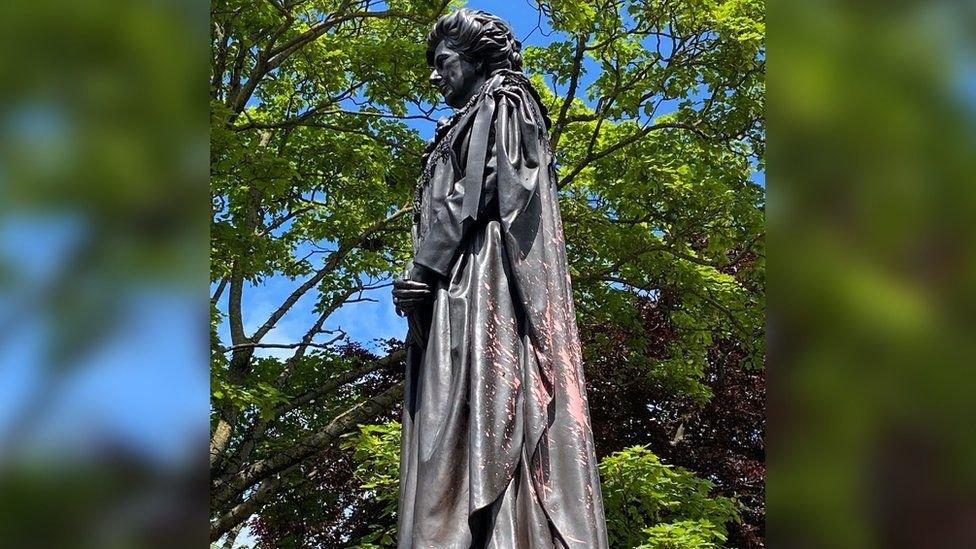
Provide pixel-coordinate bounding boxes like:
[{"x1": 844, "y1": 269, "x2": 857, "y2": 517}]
[{"x1": 398, "y1": 69, "x2": 608, "y2": 549}]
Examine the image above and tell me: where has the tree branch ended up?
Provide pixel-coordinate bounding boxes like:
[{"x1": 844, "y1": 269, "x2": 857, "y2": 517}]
[
  {"x1": 211, "y1": 383, "x2": 404, "y2": 510},
  {"x1": 212, "y1": 347, "x2": 405, "y2": 499},
  {"x1": 249, "y1": 206, "x2": 411, "y2": 344},
  {"x1": 211, "y1": 277, "x2": 228, "y2": 306},
  {"x1": 550, "y1": 34, "x2": 588, "y2": 150},
  {"x1": 223, "y1": 338, "x2": 346, "y2": 352},
  {"x1": 276, "y1": 347, "x2": 405, "y2": 418},
  {"x1": 558, "y1": 121, "x2": 707, "y2": 189},
  {"x1": 211, "y1": 474, "x2": 285, "y2": 542}
]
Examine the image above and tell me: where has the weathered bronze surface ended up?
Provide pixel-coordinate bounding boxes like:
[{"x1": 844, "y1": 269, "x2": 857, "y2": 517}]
[{"x1": 393, "y1": 9, "x2": 608, "y2": 547}]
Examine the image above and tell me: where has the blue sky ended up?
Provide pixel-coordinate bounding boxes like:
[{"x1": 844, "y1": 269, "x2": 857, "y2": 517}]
[{"x1": 0, "y1": 215, "x2": 207, "y2": 466}]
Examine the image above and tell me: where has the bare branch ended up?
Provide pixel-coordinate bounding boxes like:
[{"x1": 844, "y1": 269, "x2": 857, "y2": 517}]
[
  {"x1": 249, "y1": 205, "x2": 411, "y2": 344},
  {"x1": 211, "y1": 277, "x2": 228, "y2": 306},
  {"x1": 222, "y1": 338, "x2": 346, "y2": 352}
]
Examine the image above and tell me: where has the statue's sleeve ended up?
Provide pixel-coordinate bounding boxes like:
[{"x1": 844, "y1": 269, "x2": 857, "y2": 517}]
[
  {"x1": 411, "y1": 161, "x2": 482, "y2": 277},
  {"x1": 492, "y1": 86, "x2": 544, "y2": 235},
  {"x1": 412, "y1": 85, "x2": 544, "y2": 276}
]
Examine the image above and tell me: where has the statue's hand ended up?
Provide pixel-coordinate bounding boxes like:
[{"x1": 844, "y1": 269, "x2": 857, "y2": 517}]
[{"x1": 393, "y1": 275, "x2": 431, "y2": 316}]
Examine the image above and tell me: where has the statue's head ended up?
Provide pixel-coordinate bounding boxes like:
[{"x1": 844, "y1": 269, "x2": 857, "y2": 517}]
[{"x1": 426, "y1": 9, "x2": 522, "y2": 108}]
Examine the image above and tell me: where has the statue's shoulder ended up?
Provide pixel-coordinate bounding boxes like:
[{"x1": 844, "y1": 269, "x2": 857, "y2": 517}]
[
  {"x1": 485, "y1": 70, "x2": 551, "y2": 130},
  {"x1": 486, "y1": 70, "x2": 533, "y2": 97}
]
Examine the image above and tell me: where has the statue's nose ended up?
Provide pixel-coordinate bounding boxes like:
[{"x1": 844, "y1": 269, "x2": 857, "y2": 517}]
[{"x1": 429, "y1": 70, "x2": 442, "y2": 87}]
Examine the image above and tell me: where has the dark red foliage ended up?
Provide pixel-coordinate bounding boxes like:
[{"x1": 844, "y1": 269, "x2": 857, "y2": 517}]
[
  {"x1": 581, "y1": 293, "x2": 766, "y2": 548},
  {"x1": 250, "y1": 447, "x2": 389, "y2": 547},
  {"x1": 250, "y1": 341, "x2": 404, "y2": 548}
]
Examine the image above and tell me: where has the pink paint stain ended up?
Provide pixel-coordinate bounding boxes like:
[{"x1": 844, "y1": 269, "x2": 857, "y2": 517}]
[{"x1": 564, "y1": 378, "x2": 590, "y2": 431}]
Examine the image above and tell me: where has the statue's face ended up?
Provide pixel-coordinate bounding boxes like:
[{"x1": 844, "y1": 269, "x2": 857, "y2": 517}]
[{"x1": 429, "y1": 40, "x2": 484, "y2": 109}]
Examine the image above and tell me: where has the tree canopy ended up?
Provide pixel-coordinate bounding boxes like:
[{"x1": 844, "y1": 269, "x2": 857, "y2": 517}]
[{"x1": 210, "y1": 0, "x2": 764, "y2": 546}]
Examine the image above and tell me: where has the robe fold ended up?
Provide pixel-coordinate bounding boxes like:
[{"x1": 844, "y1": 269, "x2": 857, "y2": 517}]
[{"x1": 398, "y1": 70, "x2": 608, "y2": 549}]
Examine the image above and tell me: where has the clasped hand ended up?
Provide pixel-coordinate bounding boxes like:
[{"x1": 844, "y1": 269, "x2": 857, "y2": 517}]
[{"x1": 393, "y1": 263, "x2": 434, "y2": 316}]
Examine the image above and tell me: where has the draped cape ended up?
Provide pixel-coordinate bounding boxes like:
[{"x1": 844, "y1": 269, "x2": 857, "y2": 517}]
[{"x1": 398, "y1": 70, "x2": 608, "y2": 548}]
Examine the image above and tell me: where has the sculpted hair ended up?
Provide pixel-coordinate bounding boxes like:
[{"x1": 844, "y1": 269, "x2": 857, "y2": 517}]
[{"x1": 426, "y1": 9, "x2": 523, "y2": 74}]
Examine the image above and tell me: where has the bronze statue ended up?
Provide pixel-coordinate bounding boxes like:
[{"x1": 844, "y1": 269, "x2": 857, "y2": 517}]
[{"x1": 393, "y1": 9, "x2": 608, "y2": 548}]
